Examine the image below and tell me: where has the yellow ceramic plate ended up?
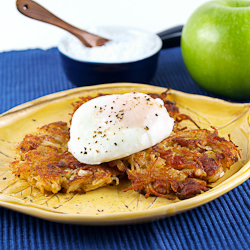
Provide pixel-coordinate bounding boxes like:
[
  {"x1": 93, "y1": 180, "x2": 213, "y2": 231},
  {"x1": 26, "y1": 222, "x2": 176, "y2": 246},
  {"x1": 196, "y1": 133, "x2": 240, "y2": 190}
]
[{"x1": 0, "y1": 83, "x2": 249, "y2": 225}]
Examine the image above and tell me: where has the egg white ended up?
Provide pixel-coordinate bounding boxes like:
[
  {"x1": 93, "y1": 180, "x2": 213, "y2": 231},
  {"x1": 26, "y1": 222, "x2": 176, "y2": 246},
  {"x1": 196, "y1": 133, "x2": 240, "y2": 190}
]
[{"x1": 68, "y1": 92, "x2": 174, "y2": 164}]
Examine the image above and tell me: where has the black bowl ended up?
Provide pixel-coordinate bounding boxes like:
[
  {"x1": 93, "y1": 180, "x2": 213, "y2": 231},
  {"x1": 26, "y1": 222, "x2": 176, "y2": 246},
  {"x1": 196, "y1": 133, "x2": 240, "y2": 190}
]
[{"x1": 59, "y1": 50, "x2": 160, "y2": 86}]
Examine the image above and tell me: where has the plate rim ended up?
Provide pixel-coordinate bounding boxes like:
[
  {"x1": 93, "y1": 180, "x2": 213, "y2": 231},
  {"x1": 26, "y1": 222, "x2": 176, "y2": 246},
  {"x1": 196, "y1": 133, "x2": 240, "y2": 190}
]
[{"x1": 2, "y1": 82, "x2": 249, "y2": 117}]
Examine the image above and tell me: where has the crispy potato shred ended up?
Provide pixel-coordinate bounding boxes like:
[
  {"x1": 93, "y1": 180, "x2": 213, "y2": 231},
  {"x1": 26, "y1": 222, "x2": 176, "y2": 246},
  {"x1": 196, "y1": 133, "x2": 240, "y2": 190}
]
[
  {"x1": 10, "y1": 122, "x2": 122, "y2": 194},
  {"x1": 9, "y1": 91, "x2": 240, "y2": 200}
]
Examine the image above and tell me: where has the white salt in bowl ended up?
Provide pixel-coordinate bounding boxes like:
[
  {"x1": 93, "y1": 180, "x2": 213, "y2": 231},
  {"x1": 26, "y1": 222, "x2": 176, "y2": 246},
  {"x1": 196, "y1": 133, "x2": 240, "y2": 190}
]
[{"x1": 58, "y1": 26, "x2": 162, "y2": 86}]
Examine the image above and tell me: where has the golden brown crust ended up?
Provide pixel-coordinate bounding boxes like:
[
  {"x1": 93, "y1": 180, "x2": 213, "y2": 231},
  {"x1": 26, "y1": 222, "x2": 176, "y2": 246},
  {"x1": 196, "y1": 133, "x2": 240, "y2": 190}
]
[
  {"x1": 123, "y1": 128, "x2": 239, "y2": 199},
  {"x1": 10, "y1": 122, "x2": 122, "y2": 194}
]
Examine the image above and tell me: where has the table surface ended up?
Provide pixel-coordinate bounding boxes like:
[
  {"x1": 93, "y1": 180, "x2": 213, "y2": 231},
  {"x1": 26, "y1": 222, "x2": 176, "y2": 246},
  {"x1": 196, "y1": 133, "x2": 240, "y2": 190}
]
[{"x1": 0, "y1": 1, "x2": 250, "y2": 249}]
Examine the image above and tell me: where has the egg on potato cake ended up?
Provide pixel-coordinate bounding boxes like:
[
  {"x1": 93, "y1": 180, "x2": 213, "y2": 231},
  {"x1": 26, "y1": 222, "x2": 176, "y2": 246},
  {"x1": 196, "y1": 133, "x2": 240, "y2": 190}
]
[{"x1": 9, "y1": 91, "x2": 239, "y2": 199}]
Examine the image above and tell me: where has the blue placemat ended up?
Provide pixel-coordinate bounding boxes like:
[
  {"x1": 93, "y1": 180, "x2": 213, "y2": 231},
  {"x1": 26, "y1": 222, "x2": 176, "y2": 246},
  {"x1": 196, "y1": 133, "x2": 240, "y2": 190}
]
[{"x1": 0, "y1": 47, "x2": 249, "y2": 250}]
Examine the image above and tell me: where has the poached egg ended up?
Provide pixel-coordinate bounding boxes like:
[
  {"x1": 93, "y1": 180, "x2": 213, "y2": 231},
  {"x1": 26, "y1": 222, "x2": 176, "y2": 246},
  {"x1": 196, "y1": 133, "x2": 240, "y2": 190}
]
[{"x1": 68, "y1": 92, "x2": 174, "y2": 164}]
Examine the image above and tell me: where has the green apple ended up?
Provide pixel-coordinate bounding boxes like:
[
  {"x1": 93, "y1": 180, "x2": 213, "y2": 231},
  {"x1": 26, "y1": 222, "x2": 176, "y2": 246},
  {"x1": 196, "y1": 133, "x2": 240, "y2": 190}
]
[{"x1": 181, "y1": 0, "x2": 250, "y2": 99}]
